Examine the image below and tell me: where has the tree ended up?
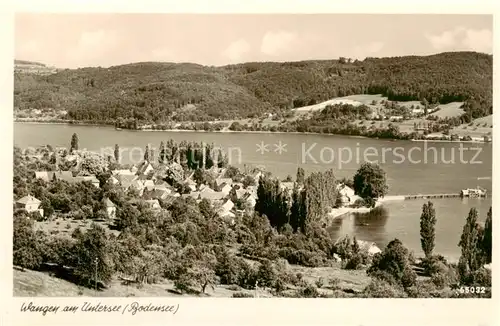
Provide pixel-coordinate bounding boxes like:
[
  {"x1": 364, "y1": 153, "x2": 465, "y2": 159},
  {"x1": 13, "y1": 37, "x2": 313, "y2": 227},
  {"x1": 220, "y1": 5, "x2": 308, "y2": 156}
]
[
  {"x1": 13, "y1": 216, "x2": 44, "y2": 270},
  {"x1": 457, "y1": 208, "x2": 483, "y2": 283},
  {"x1": 419, "y1": 201, "x2": 436, "y2": 258},
  {"x1": 481, "y1": 207, "x2": 492, "y2": 264},
  {"x1": 144, "y1": 144, "x2": 150, "y2": 162},
  {"x1": 296, "y1": 167, "x2": 305, "y2": 184},
  {"x1": 242, "y1": 175, "x2": 256, "y2": 188},
  {"x1": 73, "y1": 223, "x2": 114, "y2": 286},
  {"x1": 114, "y1": 144, "x2": 120, "y2": 163},
  {"x1": 70, "y1": 133, "x2": 79, "y2": 152},
  {"x1": 367, "y1": 238, "x2": 416, "y2": 289},
  {"x1": 159, "y1": 141, "x2": 166, "y2": 164},
  {"x1": 353, "y1": 163, "x2": 388, "y2": 207}
]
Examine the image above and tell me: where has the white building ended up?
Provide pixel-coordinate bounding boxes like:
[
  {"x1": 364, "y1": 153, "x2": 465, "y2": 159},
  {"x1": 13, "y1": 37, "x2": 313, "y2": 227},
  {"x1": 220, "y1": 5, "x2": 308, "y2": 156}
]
[{"x1": 15, "y1": 195, "x2": 44, "y2": 217}]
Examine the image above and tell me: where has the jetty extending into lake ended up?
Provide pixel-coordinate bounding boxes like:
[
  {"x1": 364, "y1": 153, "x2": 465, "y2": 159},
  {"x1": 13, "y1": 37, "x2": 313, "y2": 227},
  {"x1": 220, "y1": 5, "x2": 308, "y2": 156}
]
[{"x1": 380, "y1": 187, "x2": 487, "y2": 202}]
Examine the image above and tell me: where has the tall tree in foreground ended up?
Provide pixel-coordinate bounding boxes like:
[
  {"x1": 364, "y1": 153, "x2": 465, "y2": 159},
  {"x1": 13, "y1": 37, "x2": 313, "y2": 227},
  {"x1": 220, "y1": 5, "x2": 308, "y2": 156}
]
[
  {"x1": 419, "y1": 201, "x2": 437, "y2": 258},
  {"x1": 481, "y1": 207, "x2": 492, "y2": 264},
  {"x1": 457, "y1": 208, "x2": 483, "y2": 283},
  {"x1": 70, "y1": 133, "x2": 79, "y2": 152},
  {"x1": 353, "y1": 162, "x2": 388, "y2": 207},
  {"x1": 114, "y1": 144, "x2": 120, "y2": 163},
  {"x1": 74, "y1": 223, "x2": 113, "y2": 287}
]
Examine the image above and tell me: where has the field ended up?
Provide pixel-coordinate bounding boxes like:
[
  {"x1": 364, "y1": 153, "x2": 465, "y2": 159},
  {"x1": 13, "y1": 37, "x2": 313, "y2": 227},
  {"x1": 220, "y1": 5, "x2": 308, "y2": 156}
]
[
  {"x1": 450, "y1": 114, "x2": 493, "y2": 138},
  {"x1": 430, "y1": 102, "x2": 465, "y2": 118},
  {"x1": 293, "y1": 94, "x2": 386, "y2": 113}
]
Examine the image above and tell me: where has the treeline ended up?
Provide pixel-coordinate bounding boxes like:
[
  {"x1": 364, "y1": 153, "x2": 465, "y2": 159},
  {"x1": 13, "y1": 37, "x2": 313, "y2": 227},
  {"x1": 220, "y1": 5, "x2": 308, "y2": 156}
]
[
  {"x1": 155, "y1": 140, "x2": 228, "y2": 170},
  {"x1": 14, "y1": 52, "x2": 492, "y2": 122}
]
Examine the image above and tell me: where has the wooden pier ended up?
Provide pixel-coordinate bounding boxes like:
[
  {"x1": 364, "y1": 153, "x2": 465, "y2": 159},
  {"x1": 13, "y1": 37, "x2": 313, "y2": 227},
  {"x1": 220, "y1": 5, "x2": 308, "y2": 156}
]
[
  {"x1": 404, "y1": 193, "x2": 462, "y2": 200},
  {"x1": 380, "y1": 191, "x2": 487, "y2": 202}
]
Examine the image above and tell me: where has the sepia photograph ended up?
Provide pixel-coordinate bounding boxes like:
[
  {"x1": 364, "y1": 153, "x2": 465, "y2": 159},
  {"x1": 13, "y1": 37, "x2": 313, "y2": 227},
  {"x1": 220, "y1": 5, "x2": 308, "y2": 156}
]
[{"x1": 12, "y1": 12, "x2": 493, "y2": 301}]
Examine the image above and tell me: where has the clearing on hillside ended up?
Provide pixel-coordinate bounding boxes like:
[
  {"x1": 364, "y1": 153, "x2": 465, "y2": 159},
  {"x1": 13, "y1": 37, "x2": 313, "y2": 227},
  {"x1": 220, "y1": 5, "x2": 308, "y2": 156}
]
[{"x1": 430, "y1": 102, "x2": 465, "y2": 118}]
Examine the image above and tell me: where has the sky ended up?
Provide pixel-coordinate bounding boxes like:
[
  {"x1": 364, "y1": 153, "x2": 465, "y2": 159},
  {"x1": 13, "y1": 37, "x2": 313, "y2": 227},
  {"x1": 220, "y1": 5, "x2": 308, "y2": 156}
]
[{"x1": 15, "y1": 14, "x2": 492, "y2": 68}]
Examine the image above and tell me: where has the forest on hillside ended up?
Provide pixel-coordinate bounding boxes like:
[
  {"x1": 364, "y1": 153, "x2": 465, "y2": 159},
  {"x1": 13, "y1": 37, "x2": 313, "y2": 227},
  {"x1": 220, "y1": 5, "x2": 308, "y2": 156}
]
[{"x1": 14, "y1": 52, "x2": 492, "y2": 123}]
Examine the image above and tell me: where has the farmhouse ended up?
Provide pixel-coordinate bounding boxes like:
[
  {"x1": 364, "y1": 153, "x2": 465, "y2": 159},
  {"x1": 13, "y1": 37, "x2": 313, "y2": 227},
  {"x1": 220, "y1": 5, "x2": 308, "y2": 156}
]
[{"x1": 15, "y1": 195, "x2": 44, "y2": 217}]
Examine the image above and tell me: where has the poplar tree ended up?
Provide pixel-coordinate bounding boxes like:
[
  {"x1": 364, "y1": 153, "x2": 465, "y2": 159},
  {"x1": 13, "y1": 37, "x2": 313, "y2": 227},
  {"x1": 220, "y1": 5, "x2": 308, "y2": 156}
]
[
  {"x1": 159, "y1": 141, "x2": 165, "y2": 164},
  {"x1": 114, "y1": 144, "x2": 120, "y2": 163},
  {"x1": 419, "y1": 201, "x2": 436, "y2": 258},
  {"x1": 70, "y1": 133, "x2": 79, "y2": 152},
  {"x1": 296, "y1": 167, "x2": 305, "y2": 184},
  {"x1": 481, "y1": 207, "x2": 492, "y2": 264},
  {"x1": 458, "y1": 208, "x2": 483, "y2": 282},
  {"x1": 144, "y1": 144, "x2": 150, "y2": 162}
]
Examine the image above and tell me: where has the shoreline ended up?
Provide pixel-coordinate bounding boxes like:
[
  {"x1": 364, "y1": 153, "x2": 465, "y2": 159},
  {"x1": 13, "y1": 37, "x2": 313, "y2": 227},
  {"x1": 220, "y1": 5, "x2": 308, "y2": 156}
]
[{"x1": 15, "y1": 120, "x2": 492, "y2": 144}]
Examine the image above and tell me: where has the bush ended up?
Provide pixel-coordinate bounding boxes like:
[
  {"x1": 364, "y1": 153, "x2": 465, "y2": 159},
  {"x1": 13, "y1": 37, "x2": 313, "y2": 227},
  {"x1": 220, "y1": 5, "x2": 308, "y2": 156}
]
[
  {"x1": 315, "y1": 278, "x2": 324, "y2": 288},
  {"x1": 298, "y1": 284, "x2": 320, "y2": 298},
  {"x1": 328, "y1": 277, "x2": 340, "y2": 289},
  {"x1": 278, "y1": 247, "x2": 327, "y2": 267},
  {"x1": 257, "y1": 259, "x2": 277, "y2": 288},
  {"x1": 237, "y1": 260, "x2": 258, "y2": 289},
  {"x1": 470, "y1": 268, "x2": 491, "y2": 287},
  {"x1": 421, "y1": 255, "x2": 448, "y2": 276},
  {"x1": 401, "y1": 267, "x2": 417, "y2": 289},
  {"x1": 227, "y1": 284, "x2": 241, "y2": 291},
  {"x1": 367, "y1": 239, "x2": 414, "y2": 287},
  {"x1": 362, "y1": 279, "x2": 407, "y2": 298},
  {"x1": 351, "y1": 198, "x2": 366, "y2": 208}
]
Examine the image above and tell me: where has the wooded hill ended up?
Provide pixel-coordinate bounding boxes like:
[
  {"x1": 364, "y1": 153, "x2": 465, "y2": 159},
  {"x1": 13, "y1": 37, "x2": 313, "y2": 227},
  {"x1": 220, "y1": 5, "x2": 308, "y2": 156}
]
[{"x1": 14, "y1": 51, "x2": 492, "y2": 122}]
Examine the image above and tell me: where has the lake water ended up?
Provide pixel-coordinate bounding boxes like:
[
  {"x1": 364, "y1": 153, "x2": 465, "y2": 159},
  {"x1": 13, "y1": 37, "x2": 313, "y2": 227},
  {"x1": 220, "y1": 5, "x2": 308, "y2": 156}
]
[{"x1": 14, "y1": 123, "x2": 493, "y2": 260}]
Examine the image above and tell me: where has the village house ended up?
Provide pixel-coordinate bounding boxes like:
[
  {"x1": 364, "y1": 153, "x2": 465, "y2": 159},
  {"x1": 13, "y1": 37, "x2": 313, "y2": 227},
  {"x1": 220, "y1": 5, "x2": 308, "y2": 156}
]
[
  {"x1": 199, "y1": 188, "x2": 226, "y2": 201},
  {"x1": 356, "y1": 240, "x2": 382, "y2": 256},
  {"x1": 114, "y1": 174, "x2": 138, "y2": 190},
  {"x1": 35, "y1": 171, "x2": 72, "y2": 182},
  {"x1": 137, "y1": 161, "x2": 154, "y2": 176},
  {"x1": 103, "y1": 198, "x2": 116, "y2": 219},
  {"x1": 219, "y1": 183, "x2": 233, "y2": 196},
  {"x1": 143, "y1": 179, "x2": 155, "y2": 191},
  {"x1": 216, "y1": 178, "x2": 233, "y2": 187},
  {"x1": 35, "y1": 170, "x2": 100, "y2": 188},
  {"x1": 15, "y1": 195, "x2": 44, "y2": 217},
  {"x1": 107, "y1": 175, "x2": 120, "y2": 186},
  {"x1": 336, "y1": 183, "x2": 358, "y2": 205},
  {"x1": 244, "y1": 192, "x2": 258, "y2": 208},
  {"x1": 389, "y1": 116, "x2": 403, "y2": 122},
  {"x1": 144, "y1": 199, "x2": 161, "y2": 210},
  {"x1": 34, "y1": 171, "x2": 52, "y2": 182},
  {"x1": 112, "y1": 169, "x2": 135, "y2": 176},
  {"x1": 74, "y1": 175, "x2": 100, "y2": 188},
  {"x1": 185, "y1": 178, "x2": 197, "y2": 192}
]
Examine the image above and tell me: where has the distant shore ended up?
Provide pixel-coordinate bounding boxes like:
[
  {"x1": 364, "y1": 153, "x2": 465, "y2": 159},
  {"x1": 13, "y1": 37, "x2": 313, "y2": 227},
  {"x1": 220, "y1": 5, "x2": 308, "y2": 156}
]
[{"x1": 15, "y1": 119, "x2": 492, "y2": 144}]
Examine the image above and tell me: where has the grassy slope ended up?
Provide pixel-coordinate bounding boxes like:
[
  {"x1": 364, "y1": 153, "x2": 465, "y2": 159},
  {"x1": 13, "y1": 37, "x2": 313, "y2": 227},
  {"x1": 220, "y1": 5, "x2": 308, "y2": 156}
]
[
  {"x1": 14, "y1": 262, "x2": 372, "y2": 297},
  {"x1": 14, "y1": 52, "x2": 492, "y2": 121}
]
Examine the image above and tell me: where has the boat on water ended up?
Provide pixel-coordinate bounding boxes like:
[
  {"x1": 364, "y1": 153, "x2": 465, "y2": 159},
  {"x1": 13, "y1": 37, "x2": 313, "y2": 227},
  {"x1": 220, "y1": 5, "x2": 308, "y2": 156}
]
[
  {"x1": 460, "y1": 186, "x2": 487, "y2": 198},
  {"x1": 115, "y1": 127, "x2": 122, "y2": 131}
]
